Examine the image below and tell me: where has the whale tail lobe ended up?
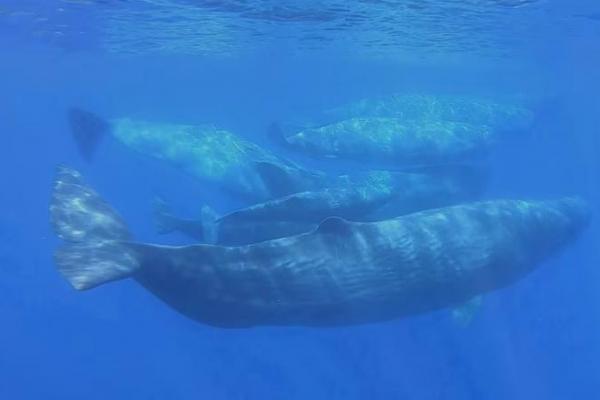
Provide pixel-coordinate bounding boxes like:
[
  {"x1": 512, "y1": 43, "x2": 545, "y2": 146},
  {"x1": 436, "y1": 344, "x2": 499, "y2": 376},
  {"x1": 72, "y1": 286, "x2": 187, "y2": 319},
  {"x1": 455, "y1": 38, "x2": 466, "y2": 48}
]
[
  {"x1": 50, "y1": 166, "x2": 140, "y2": 290},
  {"x1": 67, "y1": 108, "x2": 110, "y2": 161}
]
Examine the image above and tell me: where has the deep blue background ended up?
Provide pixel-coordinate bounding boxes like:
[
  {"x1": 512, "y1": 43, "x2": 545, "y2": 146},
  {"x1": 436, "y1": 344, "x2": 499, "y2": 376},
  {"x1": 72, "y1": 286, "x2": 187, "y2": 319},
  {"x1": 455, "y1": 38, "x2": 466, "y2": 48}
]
[{"x1": 0, "y1": 11, "x2": 599, "y2": 400}]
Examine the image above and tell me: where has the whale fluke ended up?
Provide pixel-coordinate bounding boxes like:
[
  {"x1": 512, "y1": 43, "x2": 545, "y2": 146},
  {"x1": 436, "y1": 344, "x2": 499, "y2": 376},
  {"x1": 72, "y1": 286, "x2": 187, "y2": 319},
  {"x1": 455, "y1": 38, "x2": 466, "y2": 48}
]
[
  {"x1": 67, "y1": 108, "x2": 109, "y2": 161},
  {"x1": 50, "y1": 165, "x2": 139, "y2": 290}
]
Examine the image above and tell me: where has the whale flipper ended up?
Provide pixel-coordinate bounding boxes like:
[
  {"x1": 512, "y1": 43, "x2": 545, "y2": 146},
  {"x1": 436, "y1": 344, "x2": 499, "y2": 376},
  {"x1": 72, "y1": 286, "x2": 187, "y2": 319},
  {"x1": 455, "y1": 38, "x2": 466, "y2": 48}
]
[
  {"x1": 67, "y1": 108, "x2": 109, "y2": 161},
  {"x1": 50, "y1": 166, "x2": 139, "y2": 290}
]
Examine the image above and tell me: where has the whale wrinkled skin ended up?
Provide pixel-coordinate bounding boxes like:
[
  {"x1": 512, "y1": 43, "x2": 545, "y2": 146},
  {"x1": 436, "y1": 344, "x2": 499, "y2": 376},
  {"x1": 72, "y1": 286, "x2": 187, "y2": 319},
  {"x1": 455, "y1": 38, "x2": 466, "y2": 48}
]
[{"x1": 50, "y1": 166, "x2": 589, "y2": 328}]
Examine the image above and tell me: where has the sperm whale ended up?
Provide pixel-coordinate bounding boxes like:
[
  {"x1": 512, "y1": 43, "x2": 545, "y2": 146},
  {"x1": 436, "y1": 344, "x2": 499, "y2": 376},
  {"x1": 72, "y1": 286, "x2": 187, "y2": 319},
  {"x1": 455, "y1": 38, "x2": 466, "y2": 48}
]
[
  {"x1": 68, "y1": 108, "x2": 325, "y2": 202},
  {"x1": 50, "y1": 166, "x2": 589, "y2": 328},
  {"x1": 271, "y1": 94, "x2": 534, "y2": 165}
]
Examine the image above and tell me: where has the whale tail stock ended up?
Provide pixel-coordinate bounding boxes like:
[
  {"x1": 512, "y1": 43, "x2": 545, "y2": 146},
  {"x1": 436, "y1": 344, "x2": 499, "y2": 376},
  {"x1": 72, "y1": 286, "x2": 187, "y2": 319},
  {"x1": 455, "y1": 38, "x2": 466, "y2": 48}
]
[
  {"x1": 50, "y1": 165, "x2": 140, "y2": 290},
  {"x1": 67, "y1": 107, "x2": 110, "y2": 162}
]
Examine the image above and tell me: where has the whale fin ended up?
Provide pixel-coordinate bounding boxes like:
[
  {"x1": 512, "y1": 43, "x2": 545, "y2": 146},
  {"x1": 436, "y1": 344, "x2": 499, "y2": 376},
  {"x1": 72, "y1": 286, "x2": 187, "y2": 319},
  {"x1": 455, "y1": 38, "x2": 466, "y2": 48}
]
[
  {"x1": 315, "y1": 216, "x2": 353, "y2": 235},
  {"x1": 50, "y1": 165, "x2": 139, "y2": 290},
  {"x1": 67, "y1": 107, "x2": 109, "y2": 161}
]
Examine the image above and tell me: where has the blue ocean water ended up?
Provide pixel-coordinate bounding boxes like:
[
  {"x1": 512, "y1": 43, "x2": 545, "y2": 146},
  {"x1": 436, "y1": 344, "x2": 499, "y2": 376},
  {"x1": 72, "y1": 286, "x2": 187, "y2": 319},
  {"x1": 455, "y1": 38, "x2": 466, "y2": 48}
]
[{"x1": 0, "y1": 1, "x2": 599, "y2": 399}]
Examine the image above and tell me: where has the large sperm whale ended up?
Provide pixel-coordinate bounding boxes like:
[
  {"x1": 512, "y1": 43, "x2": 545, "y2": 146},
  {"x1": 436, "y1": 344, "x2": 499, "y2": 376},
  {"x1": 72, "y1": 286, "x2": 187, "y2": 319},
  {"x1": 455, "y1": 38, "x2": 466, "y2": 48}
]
[
  {"x1": 50, "y1": 166, "x2": 589, "y2": 328},
  {"x1": 154, "y1": 165, "x2": 488, "y2": 245}
]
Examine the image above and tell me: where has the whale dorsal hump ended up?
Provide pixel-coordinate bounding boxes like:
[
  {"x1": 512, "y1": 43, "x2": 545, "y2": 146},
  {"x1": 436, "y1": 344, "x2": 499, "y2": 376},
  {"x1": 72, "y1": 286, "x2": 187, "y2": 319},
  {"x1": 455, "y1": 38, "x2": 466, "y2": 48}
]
[{"x1": 315, "y1": 216, "x2": 353, "y2": 236}]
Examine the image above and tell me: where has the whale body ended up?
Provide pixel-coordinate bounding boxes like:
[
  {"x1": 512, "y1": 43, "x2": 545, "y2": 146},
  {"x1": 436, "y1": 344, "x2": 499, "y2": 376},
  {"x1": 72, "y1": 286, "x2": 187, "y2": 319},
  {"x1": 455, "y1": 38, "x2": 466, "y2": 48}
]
[
  {"x1": 323, "y1": 93, "x2": 534, "y2": 133},
  {"x1": 272, "y1": 94, "x2": 534, "y2": 164},
  {"x1": 278, "y1": 118, "x2": 492, "y2": 165},
  {"x1": 50, "y1": 166, "x2": 589, "y2": 328},
  {"x1": 155, "y1": 165, "x2": 488, "y2": 244}
]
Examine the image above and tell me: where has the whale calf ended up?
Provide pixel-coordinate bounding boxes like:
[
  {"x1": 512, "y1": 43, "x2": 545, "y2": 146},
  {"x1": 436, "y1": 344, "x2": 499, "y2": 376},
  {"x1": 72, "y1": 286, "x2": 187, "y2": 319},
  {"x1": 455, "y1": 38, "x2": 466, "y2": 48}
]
[
  {"x1": 50, "y1": 166, "x2": 589, "y2": 328},
  {"x1": 154, "y1": 165, "x2": 488, "y2": 244},
  {"x1": 69, "y1": 108, "x2": 326, "y2": 202}
]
